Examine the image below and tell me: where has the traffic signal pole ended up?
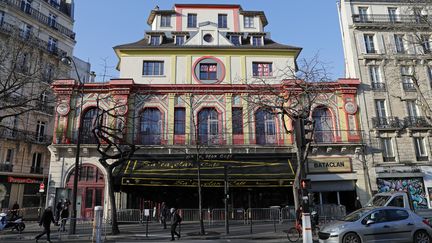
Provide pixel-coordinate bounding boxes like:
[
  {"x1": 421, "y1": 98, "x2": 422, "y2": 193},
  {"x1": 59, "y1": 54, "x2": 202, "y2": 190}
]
[{"x1": 294, "y1": 118, "x2": 314, "y2": 243}]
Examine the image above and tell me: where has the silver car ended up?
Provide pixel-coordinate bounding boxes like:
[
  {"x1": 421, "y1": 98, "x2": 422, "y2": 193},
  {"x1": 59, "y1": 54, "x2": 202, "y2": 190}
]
[{"x1": 318, "y1": 206, "x2": 432, "y2": 243}]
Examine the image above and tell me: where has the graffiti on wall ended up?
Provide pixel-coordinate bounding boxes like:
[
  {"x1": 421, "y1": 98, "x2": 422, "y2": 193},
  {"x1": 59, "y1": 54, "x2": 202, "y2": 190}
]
[{"x1": 377, "y1": 178, "x2": 428, "y2": 209}]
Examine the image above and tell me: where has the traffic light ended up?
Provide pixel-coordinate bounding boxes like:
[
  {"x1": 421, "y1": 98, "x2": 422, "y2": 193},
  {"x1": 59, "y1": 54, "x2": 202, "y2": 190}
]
[{"x1": 301, "y1": 179, "x2": 311, "y2": 190}]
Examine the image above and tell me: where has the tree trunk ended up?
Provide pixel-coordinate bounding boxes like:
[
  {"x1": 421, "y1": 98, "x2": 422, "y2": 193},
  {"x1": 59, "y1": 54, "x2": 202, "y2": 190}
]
[
  {"x1": 197, "y1": 159, "x2": 205, "y2": 235},
  {"x1": 107, "y1": 167, "x2": 120, "y2": 235}
]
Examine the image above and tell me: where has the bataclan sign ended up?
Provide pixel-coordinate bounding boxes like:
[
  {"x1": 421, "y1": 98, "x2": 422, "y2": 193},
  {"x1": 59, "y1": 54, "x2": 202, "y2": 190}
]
[{"x1": 307, "y1": 157, "x2": 352, "y2": 173}]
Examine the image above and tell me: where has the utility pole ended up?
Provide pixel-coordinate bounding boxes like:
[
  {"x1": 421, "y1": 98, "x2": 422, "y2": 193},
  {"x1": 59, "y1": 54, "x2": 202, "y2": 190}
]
[
  {"x1": 224, "y1": 165, "x2": 229, "y2": 234},
  {"x1": 294, "y1": 118, "x2": 314, "y2": 243}
]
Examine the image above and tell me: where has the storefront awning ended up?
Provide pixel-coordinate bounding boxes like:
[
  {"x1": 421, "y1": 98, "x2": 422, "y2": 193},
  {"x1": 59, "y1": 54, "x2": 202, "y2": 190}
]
[{"x1": 116, "y1": 153, "x2": 297, "y2": 188}]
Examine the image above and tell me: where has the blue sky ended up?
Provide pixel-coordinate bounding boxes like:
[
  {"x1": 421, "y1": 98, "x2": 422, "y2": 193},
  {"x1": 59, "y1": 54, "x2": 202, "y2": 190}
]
[{"x1": 73, "y1": 0, "x2": 344, "y2": 81}]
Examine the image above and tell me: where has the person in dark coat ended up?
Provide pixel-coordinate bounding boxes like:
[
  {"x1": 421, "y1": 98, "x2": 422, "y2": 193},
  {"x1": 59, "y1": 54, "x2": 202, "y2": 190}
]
[
  {"x1": 35, "y1": 207, "x2": 56, "y2": 243},
  {"x1": 55, "y1": 199, "x2": 63, "y2": 221},
  {"x1": 354, "y1": 196, "x2": 362, "y2": 210},
  {"x1": 59, "y1": 204, "x2": 69, "y2": 232},
  {"x1": 11, "y1": 201, "x2": 19, "y2": 219},
  {"x1": 170, "y1": 208, "x2": 182, "y2": 241},
  {"x1": 160, "y1": 202, "x2": 169, "y2": 229},
  {"x1": 296, "y1": 206, "x2": 303, "y2": 227}
]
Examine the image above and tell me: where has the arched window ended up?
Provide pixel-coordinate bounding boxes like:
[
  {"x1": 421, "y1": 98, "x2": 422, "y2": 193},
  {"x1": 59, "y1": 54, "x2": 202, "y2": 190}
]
[
  {"x1": 81, "y1": 108, "x2": 100, "y2": 144},
  {"x1": 140, "y1": 108, "x2": 162, "y2": 145},
  {"x1": 312, "y1": 107, "x2": 334, "y2": 143},
  {"x1": 198, "y1": 108, "x2": 219, "y2": 145},
  {"x1": 255, "y1": 109, "x2": 276, "y2": 145}
]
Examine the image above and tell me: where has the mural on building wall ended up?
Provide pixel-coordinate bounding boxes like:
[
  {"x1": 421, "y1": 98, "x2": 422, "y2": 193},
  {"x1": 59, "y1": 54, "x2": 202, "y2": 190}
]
[{"x1": 377, "y1": 178, "x2": 428, "y2": 209}]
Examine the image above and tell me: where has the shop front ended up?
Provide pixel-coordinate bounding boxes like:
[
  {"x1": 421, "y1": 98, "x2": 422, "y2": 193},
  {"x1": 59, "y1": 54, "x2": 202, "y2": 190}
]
[
  {"x1": 117, "y1": 153, "x2": 297, "y2": 209},
  {"x1": 306, "y1": 156, "x2": 359, "y2": 212},
  {"x1": 0, "y1": 175, "x2": 45, "y2": 209}
]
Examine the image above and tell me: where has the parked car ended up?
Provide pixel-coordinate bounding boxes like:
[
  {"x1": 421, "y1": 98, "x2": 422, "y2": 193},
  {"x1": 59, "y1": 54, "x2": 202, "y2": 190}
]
[{"x1": 318, "y1": 206, "x2": 432, "y2": 243}]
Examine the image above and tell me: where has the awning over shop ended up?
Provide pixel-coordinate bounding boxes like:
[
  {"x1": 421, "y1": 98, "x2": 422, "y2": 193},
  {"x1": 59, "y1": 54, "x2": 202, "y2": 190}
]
[{"x1": 116, "y1": 153, "x2": 297, "y2": 188}]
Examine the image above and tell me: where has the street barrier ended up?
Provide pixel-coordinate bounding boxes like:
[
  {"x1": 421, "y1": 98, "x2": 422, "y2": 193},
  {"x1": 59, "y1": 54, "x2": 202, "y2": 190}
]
[
  {"x1": 245, "y1": 208, "x2": 281, "y2": 223},
  {"x1": 178, "y1": 208, "x2": 211, "y2": 224},
  {"x1": 281, "y1": 206, "x2": 296, "y2": 221},
  {"x1": 107, "y1": 209, "x2": 141, "y2": 223},
  {"x1": 211, "y1": 208, "x2": 245, "y2": 224}
]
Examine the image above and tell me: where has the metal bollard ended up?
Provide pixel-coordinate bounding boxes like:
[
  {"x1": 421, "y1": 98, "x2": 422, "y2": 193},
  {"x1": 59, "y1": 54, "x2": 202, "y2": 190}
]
[{"x1": 92, "y1": 206, "x2": 103, "y2": 243}]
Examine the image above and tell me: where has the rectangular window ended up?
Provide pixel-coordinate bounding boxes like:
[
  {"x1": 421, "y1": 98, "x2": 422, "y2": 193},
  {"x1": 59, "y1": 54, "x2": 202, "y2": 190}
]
[
  {"x1": 95, "y1": 188, "x2": 103, "y2": 206},
  {"x1": 21, "y1": 23, "x2": 32, "y2": 39},
  {"x1": 232, "y1": 107, "x2": 243, "y2": 135},
  {"x1": 252, "y1": 36, "x2": 263, "y2": 46},
  {"x1": 394, "y1": 34, "x2": 405, "y2": 53},
  {"x1": 364, "y1": 34, "x2": 376, "y2": 53},
  {"x1": 160, "y1": 15, "x2": 171, "y2": 27},
  {"x1": 421, "y1": 35, "x2": 430, "y2": 53},
  {"x1": 142, "y1": 61, "x2": 164, "y2": 76},
  {"x1": 150, "y1": 36, "x2": 160, "y2": 46},
  {"x1": 358, "y1": 7, "x2": 369, "y2": 22},
  {"x1": 244, "y1": 16, "x2": 254, "y2": 28},
  {"x1": 401, "y1": 66, "x2": 415, "y2": 91},
  {"x1": 375, "y1": 99, "x2": 387, "y2": 118},
  {"x1": 381, "y1": 138, "x2": 395, "y2": 162},
  {"x1": 174, "y1": 108, "x2": 185, "y2": 135},
  {"x1": 0, "y1": 11, "x2": 4, "y2": 26},
  {"x1": 31, "y1": 153, "x2": 42, "y2": 173},
  {"x1": 47, "y1": 37, "x2": 58, "y2": 52},
  {"x1": 21, "y1": 0, "x2": 31, "y2": 14},
  {"x1": 369, "y1": 65, "x2": 381, "y2": 83},
  {"x1": 388, "y1": 7, "x2": 398, "y2": 22},
  {"x1": 253, "y1": 62, "x2": 273, "y2": 77},
  {"x1": 414, "y1": 137, "x2": 428, "y2": 160},
  {"x1": 218, "y1": 14, "x2": 227, "y2": 28},
  {"x1": 407, "y1": 100, "x2": 419, "y2": 117},
  {"x1": 187, "y1": 14, "x2": 197, "y2": 28},
  {"x1": 199, "y1": 63, "x2": 217, "y2": 80},
  {"x1": 48, "y1": 13, "x2": 57, "y2": 28},
  {"x1": 36, "y1": 121, "x2": 46, "y2": 142},
  {"x1": 85, "y1": 188, "x2": 93, "y2": 208},
  {"x1": 230, "y1": 35, "x2": 240, "y2": 46},
  {"x1": 4, "y1": 149, "x2": 13, "y2": 164},
  {"x1": 175, "y1": 36, "x2": 185, "y2": 45}
]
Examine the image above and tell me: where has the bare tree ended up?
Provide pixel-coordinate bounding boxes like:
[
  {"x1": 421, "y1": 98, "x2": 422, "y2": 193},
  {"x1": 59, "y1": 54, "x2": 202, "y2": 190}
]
[
  {"x1": 91, "y1": 95, "x2": 138, "y2": 235},
  {"x1": 0, "y1": 25, "x2": 62, "y2": 125},
  {"x1": 245, "y1": 54, "x2": 332, "y2": 209}
]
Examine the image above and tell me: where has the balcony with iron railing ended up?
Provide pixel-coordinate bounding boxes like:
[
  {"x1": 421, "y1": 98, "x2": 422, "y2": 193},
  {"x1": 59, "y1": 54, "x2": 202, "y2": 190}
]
[
  {"x1": 0, "y1": 0, "x2": 75, "y2": 39},
  {"x1": 402, "y1": 82, "x2": 416, "y2": 92},
  {"x1": 352, "y1": 14, "x2": 431, "y2": 27},
  {"x1": 0, "y1": 21, "x2": 67, "y2": 58},
  {"x1": 404, "y1": 116, "x2": 431, "y2": 128},
  {"x1": 35, "y1": 101, "x2": 54, "y2": 115},
  {"x1": 312, "y1": 130, "x2": 363, "y2": 145},
  {"x1": 0, "y1": 163, "x2": 13, "y2": 172},
  {"x1": 30, "y1": 166, "x2": 43, "y2": 174},
  {"x1": 0, "y1": 127, "x2": 52, "y2": 145},
  {"x1": 372, "y1": 116, "x2": 404, "y2": 129},
  {"x1": 371, "y1": 82, "x2": 386, "y2": 91}
]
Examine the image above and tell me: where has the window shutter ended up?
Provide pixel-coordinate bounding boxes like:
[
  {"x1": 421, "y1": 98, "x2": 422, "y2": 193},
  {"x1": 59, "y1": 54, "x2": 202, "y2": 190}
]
[
  {"x1": 377, "y1": 34, "x2": 385, "y2": 54},
  {"x1": 406, "y1": 35, "x2": 415, "y2": 54},
  {"x1": 357, "y1": 33, "x2": 366, "y2": 54},
  {"x1": 388, "y1": 34, "x2": 396, "y2": 54}
]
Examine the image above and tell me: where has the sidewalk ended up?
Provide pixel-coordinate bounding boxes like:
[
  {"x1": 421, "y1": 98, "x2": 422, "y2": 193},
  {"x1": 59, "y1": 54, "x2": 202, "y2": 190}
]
[{"x1": 0, "y1": 221, "x2": 294, "y2": 242}]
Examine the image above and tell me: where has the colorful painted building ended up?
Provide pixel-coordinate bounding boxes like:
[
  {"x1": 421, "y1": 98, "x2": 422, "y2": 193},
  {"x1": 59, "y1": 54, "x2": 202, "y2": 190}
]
[{"x1": 47, "y1": 4, "x2": 366, "y2": 217}]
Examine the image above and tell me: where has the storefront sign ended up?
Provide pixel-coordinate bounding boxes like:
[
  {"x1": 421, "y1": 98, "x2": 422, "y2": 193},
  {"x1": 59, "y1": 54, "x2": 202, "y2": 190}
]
[
  {"x1": 307, "y1": 157, "x2": 352, "y2": 174},
  {"x1": 7, "y1": 176, "x2": 43, "y2": 184}
]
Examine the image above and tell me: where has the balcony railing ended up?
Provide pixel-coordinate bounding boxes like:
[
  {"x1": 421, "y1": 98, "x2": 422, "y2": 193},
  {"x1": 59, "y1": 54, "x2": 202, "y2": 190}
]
[
  {"x1": 30, "y1": 166, "x2": 43, "y2": 174},
  {"x1": 383, "y1": 156, "x2": 396, "y2": 162},
  {"x1": 353, "y1": 14, "x2": 431, "y2": 25},
  {"x1": 402, "y1": 82, "x2": 416, "y2": 92},
  {"x1": 0, "y1": 127, "x2": 52, "y2": 145},
  {"x1": 0, "y1": 22, "x2": 67, "y2": 58},
  {"x1": 417, "y1": 156, "x2": 429, "y2": 162},
  {"x1": 313, "y1": 130, "x2": 363, "y2": 144},
  {"x1": 372, "y1": 116, "x2": 404, "y2": 129},
  {"x1": 404, "y1": 116, "x2": 431, "y2": 128},
  {"x1": 35, "y1": 101, "x2": 54, "y2": 115},
  {"x1": 0, "y1": 163, "x2": 13, "y2": 172},
  {"x1": 1, "y1": 0, "x2": 75, "y2": 39},
  {"x1": 371, "y1": 82, "x2": 386, "y2": 91}
]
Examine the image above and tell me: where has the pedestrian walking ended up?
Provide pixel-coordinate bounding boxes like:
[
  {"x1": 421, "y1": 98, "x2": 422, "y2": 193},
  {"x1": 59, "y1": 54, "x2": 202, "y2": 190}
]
[
  {"x1": 55, "y1": 199, "x2": 63, "y2": 222},
  {"x1": 10, "y1": 201, "x2": 19, "y2": 219},
  {"x1": 58, "y1": 204, "x2": 69, "y2": 232},
  {"x1": 354, "y1": 196, "x2": 362, "y2": 210},
  {"x1": 35, "y1": 206, "x2": 56, "y2": 243},
  {"x1": 160, "y1": 202, "x2": 169, "y2": 229},
  {"x1": 296, "y1": 206, "x2": 303, "y2": 227},
  {"x1": 170, "y1": 208, "x2": 182, "y2": 241}
]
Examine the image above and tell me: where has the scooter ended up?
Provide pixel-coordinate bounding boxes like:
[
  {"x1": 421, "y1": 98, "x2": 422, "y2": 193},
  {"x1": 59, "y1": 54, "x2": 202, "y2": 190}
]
[{"x1": 0, "y1": 213, "x2": 26, "y2": 232}]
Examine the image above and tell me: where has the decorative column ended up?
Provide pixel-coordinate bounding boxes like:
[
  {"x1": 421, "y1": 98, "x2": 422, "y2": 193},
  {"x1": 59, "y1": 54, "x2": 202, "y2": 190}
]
[
  {"x1": 225, "y1": 94, "x2": 233, "y2": 145},
  {"x1": 167, "y1": 94, "x2": 175, "y2": 145}
]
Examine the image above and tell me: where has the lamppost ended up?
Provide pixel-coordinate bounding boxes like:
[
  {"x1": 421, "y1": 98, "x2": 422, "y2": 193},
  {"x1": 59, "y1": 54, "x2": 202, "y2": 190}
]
[{"x1": 61, "y1": 56, "x2": 83, "y2": 235}]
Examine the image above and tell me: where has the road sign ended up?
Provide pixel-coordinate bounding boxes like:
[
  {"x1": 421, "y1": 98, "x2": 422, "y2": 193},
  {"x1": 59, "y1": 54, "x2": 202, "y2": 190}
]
[{"x1": 39, "y1": 183, "x2": 45, "y2": 193}]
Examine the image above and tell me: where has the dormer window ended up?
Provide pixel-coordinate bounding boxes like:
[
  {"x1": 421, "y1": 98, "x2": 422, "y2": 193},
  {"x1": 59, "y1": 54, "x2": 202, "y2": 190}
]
[
  {"x1": 252, "y1": 36, "x2": 263, "y2": 46},
  {"x1": 218, "y1": 14, "x2": 227, "y2": 28},
  {"x1": 175, "y1": 35, "x2": 185, "y2": 45},
  {"x1": 244, "y1": 16, "x2": 254, "y2": 28},
  {"x1": 160, "y1": 14, "x2": 171, "y2": 27},
  {"x1": 187, "y1": 13, "x2": 197, "y2": 28},
  {"x1": 150, "y1": 35, "x2": 161, "y2": 46},
  {"x1": 230, "y1": 35, "x2": 241, "y2": 46}
]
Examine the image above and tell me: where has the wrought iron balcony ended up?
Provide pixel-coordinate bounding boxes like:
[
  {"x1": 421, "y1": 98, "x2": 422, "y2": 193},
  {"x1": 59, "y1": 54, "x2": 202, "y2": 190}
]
[
  {"x1": 371, "y1": 82, "x2": 386, "y2": 91},
  {"x1": 402, "y1": 82, "x2": 416, "y2": 92},
  {"x1": 0, "y1": 163, "x2": 13, "y2": 172},
  {"x1": 352, "y1": 14, "x2": 431, "y2": 26},
  {"x1": 1, "y1": 0, "x2": 75, "y2": 39},
  {"x1": 0, "y1": 127, "x2": 52, "y2": 145},
  {"x1": 35, "y1": 101, "x2": 54, "y2": 115},
  {"x1": 30, "y1": 166, "x2": 43, "y2": 174},
  {"x1": 372, "y1": 117, "x2": 404, "y2": 129},
  {"x1": 383, "y1": 156, "x2": 396, "y2": 162},
  {"x1": 0, "y1": 22, "x2": 67, "y2": 58},
  {"x1": 404, "y1": 116, "x2": 431, "y2": 128},
  {"x1": 417, "y1": 156, "x2": 429, "y2": 162}
]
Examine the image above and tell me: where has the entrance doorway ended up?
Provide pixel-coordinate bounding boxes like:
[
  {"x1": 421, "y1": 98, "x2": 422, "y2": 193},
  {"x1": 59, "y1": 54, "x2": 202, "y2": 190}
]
[{"x1": 66, "y1": 164, "x2": 105, "y2": 219}]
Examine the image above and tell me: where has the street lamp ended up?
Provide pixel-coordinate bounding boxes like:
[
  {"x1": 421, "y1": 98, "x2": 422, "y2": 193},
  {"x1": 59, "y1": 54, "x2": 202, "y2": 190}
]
[{"x1": 61, "y1": 56, "x2": 83, "y2": 235}]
